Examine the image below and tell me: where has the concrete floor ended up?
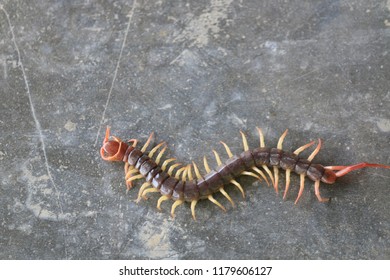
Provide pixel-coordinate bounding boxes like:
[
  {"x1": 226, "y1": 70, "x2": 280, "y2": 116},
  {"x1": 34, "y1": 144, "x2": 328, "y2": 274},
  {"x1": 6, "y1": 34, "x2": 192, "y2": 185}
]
[{"x1": 1, "y1": 0, "x2": 389, "y2": 259}]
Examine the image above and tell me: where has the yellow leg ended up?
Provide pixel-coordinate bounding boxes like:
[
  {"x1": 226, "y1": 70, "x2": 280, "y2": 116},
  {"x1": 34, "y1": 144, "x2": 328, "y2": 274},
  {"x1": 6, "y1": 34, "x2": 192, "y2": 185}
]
[
  {"x1": 256, "y1": 127, "x2": 265, "y2": 147},
  {"x1": 294, "y1": 174, "x2": 306, "y2": 204},
  {"x1": 136, "y1": 182, "x2": 151, "y2": 202},
  {"x1": 192, "y1": 161, "x2": 203, "y2": 179},
  {"x1": 208, "y1": 195, "x2": 226, "y2": 212},
  {"x1": 141, "y1": 132, "x2": 154, "y2": 152},
  {"x1": 157, "y1": 195, "x2": 170, "y2": 210},
  {"x1": 125, "y1": 167, "x2": 139, "y2": 180},
  {"x1": 125, "y1": 174, "x2": 144, "y2": 187},
  {"x1": 240, "y1": 130, "x2": 249, "y2": 151},
  {"x1": 220, "y1": 187, "x2": 235, "y2": 207},
  {"x1": 141, "y1": 188, "x2": 160, "y2": 200},
  {"x1": 191, "y1": 200, "x2": 198, "y2": 220},
  {"x1": 277, "y1": 129, "x2": 288, "y2": 149},
  {"x1": 283, "y1": 169, "x2": 291, "y2": 200},
  {"x1": 203, "y1": 156, "x2": 211, "y2": 173},
  {"x1": 252, "y1": 166, "x2": 269, "y2": 186},
  {"x1": 241, "y1": 171, "x2": 262, "y2": 181},
  {"x1": 168, "y1": 163, "x2": 182, "y2": 176},
  {"x1": 230, "y1": 179, "x2": 245, "y2": 198},
  {"x1": 262, "y1": 165, "x2": 275, "y2": 187},
  {"x1": 161, "y1": 158, "x2": 176, "y2": 171},
  {"x1": 273, "y1": 166, "x2": 279, "y2": 193},
  {"x1": 187, "y1": 164, "x2": 193, "y2": 181},
  {"x1": 220, "y1": 141, "x2": 233, "y2": 158},
  {"x1": 155, "y1": 146, "x2": 167, "y2": 164},
  {"x1": 212, "y1": 150, "x2": 222, "y2": 166},
  {"x1": 174, "y1": 165, "x2": 187, "y2": 180},
  {"x1": 148, "y1": 141, "x2": 165, "y2": 157},
  {"x1": 171, "y1": 199, "x2": 184, "y2": 218}
]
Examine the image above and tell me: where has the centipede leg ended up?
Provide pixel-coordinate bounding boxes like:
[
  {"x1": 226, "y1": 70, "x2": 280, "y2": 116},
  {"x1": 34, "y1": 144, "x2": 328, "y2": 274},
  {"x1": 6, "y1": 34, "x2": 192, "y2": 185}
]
[
  {"x1": 141, "y1": 132, "x2": 154, "y2": 152},
  {"x1": 273, "y1": 166, "x2": 279, "y2": 194},
  {"x1": 283, "y1": 169, "x2": 291, "y2": 200},
  {"x1": 230, "y1": 179, "x2": 245, "y2": 198},
  {"x1": 220, "y1": 187, "x2": 235, "y2": 207},
  {"x1": 136, "y1": 182, "x2": 151, "y2": 202},
  {"x1": 262, "y1": 165, "x2": 275, "y2": 187},
  {"x1": 208, "y1": 195, "x2": 226, "y2": 212},
  {"x1": 157, "y1": 195, "x2": 170, "y2": 210},
  {"x1": 191, "y1": 200, "x2": 198, "y2": 220},
  {"x1": 314, "y1": 180, "x2": 329, "y2": 203},
  {"x1": 295, "y1": 174, "x2": 306, "y2": 204},
  {"x1": 252, "y1": 166, "x2": 269, "y2": 186},
  {"x1": 140, "y1": 187, "x2": 159, "y2": 200},
  {"x1": 171, "y1": 199, "x2": 184, "y2": 218}
]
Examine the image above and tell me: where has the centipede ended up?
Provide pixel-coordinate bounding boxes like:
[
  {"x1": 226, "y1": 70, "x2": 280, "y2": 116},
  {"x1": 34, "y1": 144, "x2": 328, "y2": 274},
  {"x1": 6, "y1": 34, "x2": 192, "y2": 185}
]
[{"x1": 100, "y1": 126, "x2": 390, "y2": 220}]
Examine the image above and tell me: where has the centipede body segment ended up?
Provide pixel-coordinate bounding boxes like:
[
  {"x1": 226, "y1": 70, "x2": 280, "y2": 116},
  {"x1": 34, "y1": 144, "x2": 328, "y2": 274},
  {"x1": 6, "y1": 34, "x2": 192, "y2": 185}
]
[{"x1": 100, "y1": 126, "x2": 390, "y2": 220}]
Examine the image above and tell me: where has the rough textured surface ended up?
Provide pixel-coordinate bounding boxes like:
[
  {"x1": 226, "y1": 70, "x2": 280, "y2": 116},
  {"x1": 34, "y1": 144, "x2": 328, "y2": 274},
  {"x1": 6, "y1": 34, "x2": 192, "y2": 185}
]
[{"x1": 1, "y1": 0, "x2": 389, "y2": 259}]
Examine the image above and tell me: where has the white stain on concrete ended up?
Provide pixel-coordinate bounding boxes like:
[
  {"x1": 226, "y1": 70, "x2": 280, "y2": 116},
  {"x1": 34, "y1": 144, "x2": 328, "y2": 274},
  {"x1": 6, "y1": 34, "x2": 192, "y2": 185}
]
[
  {"x1": 376, "y1": 118, "x2": 390, "y2": 132},
  {"x1": 173, "y1": 0, "x2": 234, "y2": 47},
  {"x1": 137, "y1": 219, "x2": 178, "y2": 259}
]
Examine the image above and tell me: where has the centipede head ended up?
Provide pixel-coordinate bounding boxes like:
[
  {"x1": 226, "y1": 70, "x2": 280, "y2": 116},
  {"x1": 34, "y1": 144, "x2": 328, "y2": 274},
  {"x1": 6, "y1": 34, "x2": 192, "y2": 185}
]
[{"x1": 100, "y1": 126, "x2": 129, "y2": 162}]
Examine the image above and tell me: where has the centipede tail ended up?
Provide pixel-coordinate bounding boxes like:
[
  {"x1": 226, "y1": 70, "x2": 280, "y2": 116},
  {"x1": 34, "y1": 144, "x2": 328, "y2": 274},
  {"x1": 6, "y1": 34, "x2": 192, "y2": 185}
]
[{"x1": 100, "y1": 126, "x2": 390, "y2": 219}]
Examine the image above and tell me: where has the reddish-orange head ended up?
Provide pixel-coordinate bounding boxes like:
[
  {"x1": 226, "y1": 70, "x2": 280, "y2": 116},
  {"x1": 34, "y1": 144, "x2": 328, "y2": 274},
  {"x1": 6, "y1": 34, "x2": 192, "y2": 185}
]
[{"x1": 100, "y1": 127, "x2": 129, "y2": 162}]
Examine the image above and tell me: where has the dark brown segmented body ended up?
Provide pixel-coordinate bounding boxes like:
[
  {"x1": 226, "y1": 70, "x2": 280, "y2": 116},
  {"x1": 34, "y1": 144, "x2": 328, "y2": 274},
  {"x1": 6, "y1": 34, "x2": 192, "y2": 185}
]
[{"x1": 123, "y1": 145, "x2": 326, "y2": 201}]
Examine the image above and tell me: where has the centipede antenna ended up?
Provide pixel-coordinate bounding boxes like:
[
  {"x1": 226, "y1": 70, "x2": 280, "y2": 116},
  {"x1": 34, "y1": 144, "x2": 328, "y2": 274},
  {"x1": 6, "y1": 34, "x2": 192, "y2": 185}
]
[
  {"x1": 240, "y1": 130, "x2": 249, "y2": 151},
  {"x1": 220, "y1": 141, "x2": 233, "y2": 158},
  {"x1": 191, "y1": 200, "x2": 198, "y2": 220},
  {"x1": 192, "y1": 161, "x2": 203, "y2": 179},
  {"x1": 212, "y1": 150, "x2": 222, "y2": 166},
  {"x1": 256, "y1": 127, "x2": 265, "y2": 148},
  {"x1": 325, "y1": 162, "x2": 390, "y2": 178},
  {"x1": 294, "y1": 174, "x2": 306, "y2": 204},
  {"x1": 141, "y1": 132, "x2": 154, "y2": 152},
  {"x1": 307, "y1": 139, "x2": 322, "y2": 161},
  {"x1": 277, "y1": 129, "x2": 288, "y2": 150},
  {"x1": 148, "y1": 142, "x2": 165, "y2": 157}
]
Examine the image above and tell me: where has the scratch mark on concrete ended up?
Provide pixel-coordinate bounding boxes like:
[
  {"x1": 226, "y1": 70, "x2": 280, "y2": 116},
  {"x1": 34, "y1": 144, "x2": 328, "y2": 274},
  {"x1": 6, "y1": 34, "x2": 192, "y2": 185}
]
[
  {"x1": 1, "y1": 5, "x2": 58, "y2": 191},
  {"x1": 1, "y1": 5, "x2": 71, "y2": 258},
  {"x1": 95, "y1": 0, "x2": 138, "y2": 146}
]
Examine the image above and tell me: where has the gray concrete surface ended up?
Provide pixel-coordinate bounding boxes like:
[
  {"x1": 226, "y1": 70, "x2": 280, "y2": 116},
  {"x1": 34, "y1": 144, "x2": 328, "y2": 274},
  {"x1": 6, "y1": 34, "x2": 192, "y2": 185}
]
[{"x1": 1, "y1": 0, "x2": 389, "y2": 259}]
